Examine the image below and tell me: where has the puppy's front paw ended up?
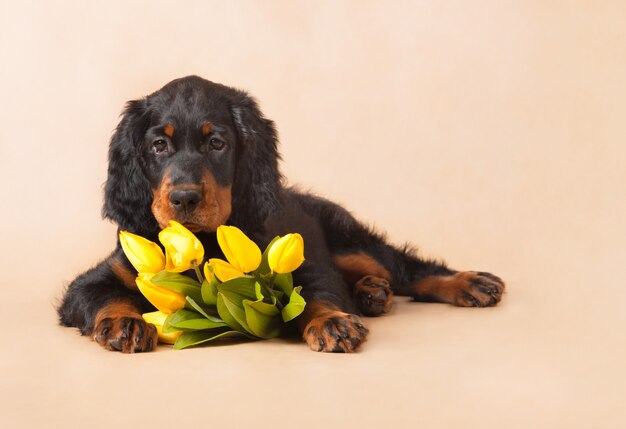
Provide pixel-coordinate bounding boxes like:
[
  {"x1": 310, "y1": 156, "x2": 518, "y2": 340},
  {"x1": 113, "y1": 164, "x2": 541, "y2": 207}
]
[
  {"x1": 93, "y1": 316, "x2": 158, "y2": 353},
  {"x1": 303, "y1": 312, "x2": 369, "y2": 353}
]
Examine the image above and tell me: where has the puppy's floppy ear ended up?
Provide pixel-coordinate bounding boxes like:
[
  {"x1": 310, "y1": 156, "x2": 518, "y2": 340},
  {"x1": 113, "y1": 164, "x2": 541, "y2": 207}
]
[
  {"x1": 102, "y1": 99, "x2": 158, "y2": 236},
  {"x1": 230, "y1": 95, "x2": 282, "y2": 231}
]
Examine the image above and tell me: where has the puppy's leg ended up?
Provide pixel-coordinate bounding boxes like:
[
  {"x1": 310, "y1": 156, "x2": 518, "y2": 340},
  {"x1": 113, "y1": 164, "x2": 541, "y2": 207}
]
[
  {"x1": 58, "y1": 247, "x2": 158, "y2": 352},
  {"x1": 395, "y1": 270, "x2": 505, "y2": 307},
  {"x1": 303, "y1": 196, "x2": 505, "y2": 307},
  {"x1": 334, "y1": 248, "x2": 505, "y2": 307},
  {"x1": 335, "y1": 247, "x2": 505, "y2": 307},
  {"x1": 333, "y1": 253, "x2": 394, "y2": 316}
]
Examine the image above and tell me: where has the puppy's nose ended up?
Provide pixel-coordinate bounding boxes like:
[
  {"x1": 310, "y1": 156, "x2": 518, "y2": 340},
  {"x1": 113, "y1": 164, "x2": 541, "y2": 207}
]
[{"x1": 169, "y1": 189, "x2": 202, "y2": 213}]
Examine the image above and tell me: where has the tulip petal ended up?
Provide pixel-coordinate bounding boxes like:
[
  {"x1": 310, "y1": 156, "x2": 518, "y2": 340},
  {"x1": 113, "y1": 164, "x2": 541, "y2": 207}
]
[
  {"x1": 268, "y1": 233, "x2": 305, "y2": 274},
  {"x1": 142, "y1": 310, "x2": 168, "y2": 326},
  {"x1": 216, "y1": 225, "x2": 262, "y2": 273},
  {"x1": 136, "y1": 276, "x2": 186, "y2": 314},
  {"x1": 142, "y1": 311, "x2": 182, "y2": 344},
  {"x1": 208, "y1": 258, "x2": 245, "y2": 282},
  {"x1": 159, "y1": 221, "x2": 204, "y2": 273},
  {"x1": 119, "y1": 230, "x2": 165, "y2": 273}
]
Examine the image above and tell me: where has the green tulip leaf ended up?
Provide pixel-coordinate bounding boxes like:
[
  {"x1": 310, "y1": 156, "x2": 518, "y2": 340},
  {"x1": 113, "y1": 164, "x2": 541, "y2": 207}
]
[
  {"x1": 151, "y1": 271, "x2": 201, "y2": 288},
  {"x1": 173, "y1": 328, "x2": 248, "y2": 350},
  {"x1": 167, "y1": 309, "x2": 199, "y2": 324},
  {"x1": 254, "y1": 282, "x2": 264, "y2": 300},
  {"x1": 167, "y1": 308, "x2": 226, "y2": 330},
  {"x1": 274, "y1": 272, "x2": 293, "y2": 296},
  {"x1": 172, "y1": 318, "x2": 226, "y2": 330},
  {"x1": 219, "y1": 276, "x2": 257, "y2": 301},
  {"x1": 201, "y1": 278, "x2": 218, "y2": 306},
  {"x1": 151, "y1": 271, "x2": 203, "y2": 304},
  {"x1": 185, "y1": 296, "x2": 222, "y2": 322},
  {"x1": 243, "y1": 299, "x2": 281, "y2": 339},
  {"x1": 161, "y1": 313, "x2": 179, "y2": 334},
  {"x1": 281, "y1": 286, "x2": 306, "y2": 322},
  {"x1": 257, "y1": 236, "x2": 281, "y2": 275},
  {"x1": 217, "y1": 291, "x2": 254, "y2": 335}
]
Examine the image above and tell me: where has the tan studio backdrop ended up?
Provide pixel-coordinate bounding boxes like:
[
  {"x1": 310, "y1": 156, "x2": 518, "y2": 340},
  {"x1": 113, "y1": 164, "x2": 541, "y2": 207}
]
[{"x1": 1, "y1": 1, "x2": 624, "y2": 428}]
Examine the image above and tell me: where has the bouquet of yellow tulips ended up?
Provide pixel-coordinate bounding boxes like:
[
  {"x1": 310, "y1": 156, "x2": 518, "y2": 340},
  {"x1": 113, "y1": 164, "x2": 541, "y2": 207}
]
[{"x1": 119, "y1": 221, "x2": 306, "y2": 349}]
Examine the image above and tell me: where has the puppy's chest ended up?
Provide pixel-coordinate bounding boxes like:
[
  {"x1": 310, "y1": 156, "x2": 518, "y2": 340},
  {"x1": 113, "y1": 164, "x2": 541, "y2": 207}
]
[{"x1": 197, "y1": 234, "x2": 224, "y2": 260}]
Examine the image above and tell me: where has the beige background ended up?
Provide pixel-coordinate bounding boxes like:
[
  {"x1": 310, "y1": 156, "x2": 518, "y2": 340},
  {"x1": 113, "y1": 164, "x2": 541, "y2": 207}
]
[{"x1": 1, "y1": 1, "x2": 625, "y2": 428}]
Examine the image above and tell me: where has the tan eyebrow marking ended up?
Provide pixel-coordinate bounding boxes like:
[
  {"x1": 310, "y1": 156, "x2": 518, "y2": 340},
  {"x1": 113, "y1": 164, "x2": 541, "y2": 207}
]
[
  {"x1": 201, "y1": 122, "x2": 213, "y2": 136},
  {"x1": 164, "y1": 123, "x2": 175, "y2": 137}
]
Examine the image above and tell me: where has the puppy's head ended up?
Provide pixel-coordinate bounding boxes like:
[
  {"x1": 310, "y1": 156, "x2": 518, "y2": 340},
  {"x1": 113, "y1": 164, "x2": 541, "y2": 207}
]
[{"x1": 103, "y1": 76, "x2": 281, "y2": 236}]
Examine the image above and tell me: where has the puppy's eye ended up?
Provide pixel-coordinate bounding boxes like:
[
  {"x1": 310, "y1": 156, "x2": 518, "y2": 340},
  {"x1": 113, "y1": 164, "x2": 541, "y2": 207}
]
[
  {"x1": 152, "y1": 139, "x2": 168, "y2": 154},
  {"x1": 209, "y1": 138, "x2": 225, "y2": 151}
]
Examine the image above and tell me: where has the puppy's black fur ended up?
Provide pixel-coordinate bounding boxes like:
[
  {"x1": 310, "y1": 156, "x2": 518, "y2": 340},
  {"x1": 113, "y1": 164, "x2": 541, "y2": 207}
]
[{"x1": 58, "y1": 76, "x2": 504, "y2": 353}]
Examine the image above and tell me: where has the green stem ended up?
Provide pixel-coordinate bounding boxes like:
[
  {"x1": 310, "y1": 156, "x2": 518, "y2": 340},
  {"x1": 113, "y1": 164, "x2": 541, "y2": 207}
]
[
  {"x1": 268, "y1": 272, "x2": 277, "y2": 290},
  {"x1": 270, "y1": 290, "x2": 284, "y2": 310},
  {"x1": 193, "y1": 261, "x2": 204, "y2": 284},
  {"x1": 267, "y1": 272, "x2": 283, "y2": 310},
  {"x1": 255, "y1": 273, "x2": 283, "y2": 310}
]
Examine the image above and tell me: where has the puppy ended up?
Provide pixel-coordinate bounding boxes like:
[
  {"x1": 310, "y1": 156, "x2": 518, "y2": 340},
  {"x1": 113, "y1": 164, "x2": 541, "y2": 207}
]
[{"x1": 58, "y1": 76, "x2": 504, "y2": 353}]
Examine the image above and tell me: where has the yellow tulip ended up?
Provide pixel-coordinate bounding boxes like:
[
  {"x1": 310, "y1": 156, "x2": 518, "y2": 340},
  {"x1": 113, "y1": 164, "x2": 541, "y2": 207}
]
[
  {"x1": 136, "y1": 274, "x2": 186, "y2": 313},
  {"x1": 159, "y1": 221, "x2": 204, "y2": 272},
  {"x1": 216, "y1": 225, "x2": 262, "y2": 273},
  {"x1": 142, "y1": 311, "x2": 182, "y2": 345},
  {"x1": 119, "y1": 230, "x2": 165, "y2": 274},
  {"x1": 208, "y1": 258, "x2": 245, "y2": 282},
  {"x1": 268, "y1": 233, "x2": 305, "y2": 273}
]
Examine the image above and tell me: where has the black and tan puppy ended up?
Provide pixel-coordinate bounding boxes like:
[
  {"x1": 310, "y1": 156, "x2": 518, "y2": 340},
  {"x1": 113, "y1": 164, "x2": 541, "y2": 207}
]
[{"x1": 58, "y1": 76, "x2": 505, "y2": 353}]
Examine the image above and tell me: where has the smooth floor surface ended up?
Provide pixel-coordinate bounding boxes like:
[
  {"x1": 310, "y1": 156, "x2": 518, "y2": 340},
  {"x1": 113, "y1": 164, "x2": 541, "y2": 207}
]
[{"x1": 1, "y1": 1, "x2": 624, "y2": 428}]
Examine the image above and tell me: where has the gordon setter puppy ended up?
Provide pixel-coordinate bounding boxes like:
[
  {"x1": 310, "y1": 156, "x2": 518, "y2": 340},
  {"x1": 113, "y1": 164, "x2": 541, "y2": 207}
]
[{"x1": 58, "y1": 76, "x2": 504, "y2": 353}]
